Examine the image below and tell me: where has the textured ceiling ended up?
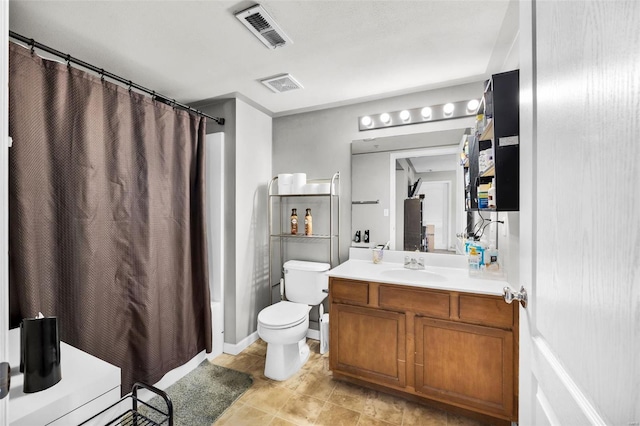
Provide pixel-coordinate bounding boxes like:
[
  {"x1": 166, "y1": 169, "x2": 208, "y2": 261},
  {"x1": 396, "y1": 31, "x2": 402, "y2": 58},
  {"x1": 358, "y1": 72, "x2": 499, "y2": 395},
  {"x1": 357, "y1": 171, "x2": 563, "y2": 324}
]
[{"x1": 8, "y1": 0, "x2": 517, "y2": 116}]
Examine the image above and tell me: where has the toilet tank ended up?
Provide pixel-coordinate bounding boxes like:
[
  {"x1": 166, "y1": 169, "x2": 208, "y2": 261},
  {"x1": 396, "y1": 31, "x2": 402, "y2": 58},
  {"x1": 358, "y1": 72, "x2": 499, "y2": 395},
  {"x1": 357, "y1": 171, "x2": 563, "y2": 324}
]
[{"x1": 283, "y1": 260, "x2": 331, "y2": 305}]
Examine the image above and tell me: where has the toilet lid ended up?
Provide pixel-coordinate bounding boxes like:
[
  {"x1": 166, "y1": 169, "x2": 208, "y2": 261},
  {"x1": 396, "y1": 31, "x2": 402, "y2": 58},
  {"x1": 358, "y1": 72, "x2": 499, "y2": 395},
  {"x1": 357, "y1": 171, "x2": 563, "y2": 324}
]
[{"x1": 258, "y1": 301, "x2": 309, "y2": 329}]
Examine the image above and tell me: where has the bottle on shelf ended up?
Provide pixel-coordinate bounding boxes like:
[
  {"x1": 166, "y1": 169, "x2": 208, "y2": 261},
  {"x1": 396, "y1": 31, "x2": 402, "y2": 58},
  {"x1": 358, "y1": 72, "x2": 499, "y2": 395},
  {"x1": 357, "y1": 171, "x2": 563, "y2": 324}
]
[
  {"x1": 488, "y1": 179, "x2": 497, "y2": 209},
  {"x1": 304, "y1": 208, "x2": 312, "y2": 235},
  {"x1": 290, "y1": 208, "x2": 298, "y2": 235},
  {"x1": 363, "y1": 230, "x2": 369, "y2": 243},
  {"x1": 354, "y1": 230, "x2": 361, "y2": 243}
]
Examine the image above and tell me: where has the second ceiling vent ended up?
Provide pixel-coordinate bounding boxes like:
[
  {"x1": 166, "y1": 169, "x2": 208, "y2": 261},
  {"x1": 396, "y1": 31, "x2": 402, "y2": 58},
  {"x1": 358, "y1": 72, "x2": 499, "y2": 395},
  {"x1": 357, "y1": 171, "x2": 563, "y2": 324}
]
[
  {"x1": 260, "y1": 74, "x2": 303, "y2": 93},
  {"x1": 235, "y1": 4, "x2": 293, "y2": 49}
]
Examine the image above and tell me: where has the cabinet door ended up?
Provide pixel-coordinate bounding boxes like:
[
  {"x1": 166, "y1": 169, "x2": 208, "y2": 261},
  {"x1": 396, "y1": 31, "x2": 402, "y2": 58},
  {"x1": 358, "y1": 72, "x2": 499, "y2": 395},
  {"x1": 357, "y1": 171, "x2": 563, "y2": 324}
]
[
  {"x1": 415, "y1": 317, "x2": 514, "y2": 419},
  {"x1": 330, "y1": 304, "x2": 406, "y2": 388}
]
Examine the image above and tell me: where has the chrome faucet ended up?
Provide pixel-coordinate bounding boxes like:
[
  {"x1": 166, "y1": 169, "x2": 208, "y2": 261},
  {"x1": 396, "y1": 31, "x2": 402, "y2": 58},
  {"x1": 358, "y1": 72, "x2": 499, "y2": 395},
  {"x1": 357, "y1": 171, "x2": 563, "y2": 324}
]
[{"x1": 404, "y1": 256, "x2": 425, "y2": 270}]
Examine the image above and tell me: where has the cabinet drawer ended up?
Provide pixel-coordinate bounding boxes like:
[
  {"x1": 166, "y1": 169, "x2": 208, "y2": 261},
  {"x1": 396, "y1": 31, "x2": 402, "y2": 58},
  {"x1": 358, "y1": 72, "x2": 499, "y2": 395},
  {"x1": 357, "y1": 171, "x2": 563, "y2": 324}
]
[
  {"x1": 330, "y1": 278, "x2": 369, "y2": 305},
  {"x1": 458, "y1": 294, "x2": 514, "y2": 328},
  {"x1": 378, "y1": 285, "x2": 449, "y2": 318}
]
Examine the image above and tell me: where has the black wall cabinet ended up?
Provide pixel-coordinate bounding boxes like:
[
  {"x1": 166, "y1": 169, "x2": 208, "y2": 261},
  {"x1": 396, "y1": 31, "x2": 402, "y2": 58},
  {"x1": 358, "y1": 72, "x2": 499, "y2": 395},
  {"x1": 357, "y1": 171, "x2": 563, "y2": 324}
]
[{"x1": 464, "y1": 70, "x2": 520, "y2": 212}]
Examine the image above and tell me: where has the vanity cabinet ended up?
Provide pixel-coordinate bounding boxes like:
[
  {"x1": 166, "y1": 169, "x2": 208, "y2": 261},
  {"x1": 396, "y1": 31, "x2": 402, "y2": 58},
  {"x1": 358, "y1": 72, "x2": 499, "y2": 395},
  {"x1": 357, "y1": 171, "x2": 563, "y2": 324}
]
[
  {"x1": 331, "y1": 303, "x2": 406, "y2": 388},
  {"x1": 329, "y1": 277, "x2": 518, "y2": 424},
  {"x1": 414, "y1": 318, "x2": 514, "y2": 418}
]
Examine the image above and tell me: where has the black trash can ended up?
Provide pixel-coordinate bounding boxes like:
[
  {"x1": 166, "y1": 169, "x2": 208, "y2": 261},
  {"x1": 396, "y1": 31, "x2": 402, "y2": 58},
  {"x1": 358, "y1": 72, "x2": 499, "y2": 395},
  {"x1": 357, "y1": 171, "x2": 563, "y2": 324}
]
[{"x1": 20, "y1": 316, "x2": 62, "y2": 393}]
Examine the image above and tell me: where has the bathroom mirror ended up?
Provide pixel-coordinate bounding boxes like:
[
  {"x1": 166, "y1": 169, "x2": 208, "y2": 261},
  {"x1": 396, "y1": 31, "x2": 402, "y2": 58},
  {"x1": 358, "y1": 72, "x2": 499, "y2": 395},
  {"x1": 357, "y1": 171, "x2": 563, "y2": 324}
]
[{"x1": 351, "y1": 128, "x2": 472, "y2": 254}]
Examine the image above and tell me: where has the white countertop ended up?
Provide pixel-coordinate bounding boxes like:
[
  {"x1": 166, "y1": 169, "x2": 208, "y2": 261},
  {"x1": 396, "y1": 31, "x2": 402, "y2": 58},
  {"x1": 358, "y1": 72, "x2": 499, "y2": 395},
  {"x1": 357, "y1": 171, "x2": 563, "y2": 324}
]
[
  {"x1": 9, "y1": 327, "x2": 121, "y2": 425},
  {"x1": 326, "y1": 248, "x2": 509, "y2": 297}
]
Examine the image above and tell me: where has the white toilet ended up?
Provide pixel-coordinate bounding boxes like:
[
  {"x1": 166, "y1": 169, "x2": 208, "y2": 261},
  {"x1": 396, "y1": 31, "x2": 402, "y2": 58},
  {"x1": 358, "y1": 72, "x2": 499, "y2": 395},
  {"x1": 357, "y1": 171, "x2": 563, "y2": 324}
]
[{"x1": 257, "y1": 260, "x2": 330, "y2": 381}]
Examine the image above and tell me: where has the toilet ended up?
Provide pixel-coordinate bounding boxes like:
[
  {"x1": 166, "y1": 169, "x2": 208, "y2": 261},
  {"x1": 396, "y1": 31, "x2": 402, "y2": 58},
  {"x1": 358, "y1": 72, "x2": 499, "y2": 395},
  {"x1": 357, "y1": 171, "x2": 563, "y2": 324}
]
[{"x1": 257, "y1": 260, "x2": 330, "y2": 381}]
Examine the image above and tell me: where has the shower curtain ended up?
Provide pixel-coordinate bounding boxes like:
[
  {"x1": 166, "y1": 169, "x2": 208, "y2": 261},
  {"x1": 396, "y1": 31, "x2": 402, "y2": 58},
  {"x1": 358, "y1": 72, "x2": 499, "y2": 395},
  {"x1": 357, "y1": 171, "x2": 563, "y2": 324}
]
[{"x1": 8, "y1": 42, "x2": 212, "y2": 393}]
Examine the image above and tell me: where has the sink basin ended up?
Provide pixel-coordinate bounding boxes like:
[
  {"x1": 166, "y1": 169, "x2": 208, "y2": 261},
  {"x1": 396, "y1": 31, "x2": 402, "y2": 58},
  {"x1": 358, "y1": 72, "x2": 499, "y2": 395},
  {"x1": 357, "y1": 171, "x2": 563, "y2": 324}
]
[{"x1": 379, "y1": 268, "x2": 447, "y2": 283}]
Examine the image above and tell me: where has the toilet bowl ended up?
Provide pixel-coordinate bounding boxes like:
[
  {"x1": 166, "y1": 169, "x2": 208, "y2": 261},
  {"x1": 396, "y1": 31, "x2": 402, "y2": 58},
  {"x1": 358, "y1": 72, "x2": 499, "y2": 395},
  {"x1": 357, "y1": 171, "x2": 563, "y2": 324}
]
[
  {"x1": 257, "y1": 260, "x2": 330, "y2": 381},
  {"x1": 258, "y1": 301, "x2": 311, "y2": 381}
]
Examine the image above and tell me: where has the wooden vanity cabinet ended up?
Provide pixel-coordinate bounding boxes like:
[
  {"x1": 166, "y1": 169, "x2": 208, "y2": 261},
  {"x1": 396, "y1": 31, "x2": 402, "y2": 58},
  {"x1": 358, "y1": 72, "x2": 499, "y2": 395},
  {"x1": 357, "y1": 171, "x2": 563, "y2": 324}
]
[
  {"x1": 329, "y1": 277, "x2": 518, "y2": 424},
  {"x1": 414, "y1": 317, "x2": 514, "y2": 418},
  {"x1": 331, "y1": 303, "x2": 406, "y2": 388}
]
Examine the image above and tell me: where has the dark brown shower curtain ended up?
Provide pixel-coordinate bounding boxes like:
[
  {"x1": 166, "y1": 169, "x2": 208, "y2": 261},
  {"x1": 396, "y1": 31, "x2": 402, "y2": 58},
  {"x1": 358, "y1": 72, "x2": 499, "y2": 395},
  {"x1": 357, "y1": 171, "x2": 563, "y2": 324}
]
[{"x1": 8, "y1": 42, "x2": 212, "y2": 393}]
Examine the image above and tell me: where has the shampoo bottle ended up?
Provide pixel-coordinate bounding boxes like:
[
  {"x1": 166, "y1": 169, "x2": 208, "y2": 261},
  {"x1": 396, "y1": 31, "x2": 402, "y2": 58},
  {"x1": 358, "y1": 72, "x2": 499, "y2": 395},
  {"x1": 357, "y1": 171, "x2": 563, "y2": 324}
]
[
  {"x1": 304, "y1": 208, "x2": 312, "y2": 235},
  {"x1": 290, "y1": 208, "x2": 298, "y2": 235}
]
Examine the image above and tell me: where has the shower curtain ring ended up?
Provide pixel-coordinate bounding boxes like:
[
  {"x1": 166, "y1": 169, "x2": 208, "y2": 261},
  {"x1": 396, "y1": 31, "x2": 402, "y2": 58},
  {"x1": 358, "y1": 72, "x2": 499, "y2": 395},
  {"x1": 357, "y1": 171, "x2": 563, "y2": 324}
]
[
  {"x1": 66, "y1": 54, "x2": 71, "y2": 69},
  {"x1": 29, "y1": 39, "x2": 35, "y2": 55},
  {"x1": 100, "y1": 69, "x2": 105, "y2": 82},
  {"x1": 128, "y1": 80, "x2": 132, "y2": 92}
]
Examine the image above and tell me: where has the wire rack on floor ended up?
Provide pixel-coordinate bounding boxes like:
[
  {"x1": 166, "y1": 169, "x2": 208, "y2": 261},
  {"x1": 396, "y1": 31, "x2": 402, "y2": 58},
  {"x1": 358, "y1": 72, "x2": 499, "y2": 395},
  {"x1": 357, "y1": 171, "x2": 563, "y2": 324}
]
[{"x1": 79, "y1": 382, "x2": 173, "y2": 426}]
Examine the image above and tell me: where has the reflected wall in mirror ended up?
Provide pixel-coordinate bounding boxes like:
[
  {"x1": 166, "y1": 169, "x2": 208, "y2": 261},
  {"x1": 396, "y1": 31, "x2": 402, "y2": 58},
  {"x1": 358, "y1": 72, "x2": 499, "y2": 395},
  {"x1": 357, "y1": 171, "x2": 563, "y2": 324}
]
[{"x1": 351, "y1": 128, "x2": 472, "y2": 254}]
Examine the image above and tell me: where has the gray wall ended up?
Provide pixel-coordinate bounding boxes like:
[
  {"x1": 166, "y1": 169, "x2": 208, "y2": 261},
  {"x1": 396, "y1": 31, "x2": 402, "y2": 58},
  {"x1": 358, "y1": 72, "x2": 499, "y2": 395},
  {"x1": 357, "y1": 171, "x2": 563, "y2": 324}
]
[
  {"x1": 351, "y1": 151, "x2": 391, "y2": 246},
  {"x1": 234, "y1": 99, "x2": 272, "y2": 343},
  {"x1": 202, "y1": 99, "x2": 239, "y2": 344},
  {"x1": 200, "y1": 98, "x2": 272, "y2": 346},
  {"x1": 273, "y1": 81, "x2": 485, "y2": 263}
]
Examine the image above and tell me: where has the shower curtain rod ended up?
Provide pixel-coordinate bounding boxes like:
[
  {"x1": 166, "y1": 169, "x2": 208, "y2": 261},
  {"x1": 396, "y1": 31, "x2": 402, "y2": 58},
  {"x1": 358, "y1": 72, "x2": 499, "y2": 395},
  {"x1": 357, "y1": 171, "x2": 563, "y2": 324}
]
[{"x1": 9, "y1": 31, "x2": 225, "y2": 125}]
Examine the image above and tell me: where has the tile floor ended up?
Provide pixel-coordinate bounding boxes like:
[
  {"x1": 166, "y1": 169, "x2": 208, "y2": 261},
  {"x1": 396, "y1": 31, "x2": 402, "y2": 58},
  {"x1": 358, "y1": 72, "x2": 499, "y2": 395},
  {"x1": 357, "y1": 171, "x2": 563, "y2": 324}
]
[{"x1": 212, "y1": 339, "x2": 487, "y2": 426}]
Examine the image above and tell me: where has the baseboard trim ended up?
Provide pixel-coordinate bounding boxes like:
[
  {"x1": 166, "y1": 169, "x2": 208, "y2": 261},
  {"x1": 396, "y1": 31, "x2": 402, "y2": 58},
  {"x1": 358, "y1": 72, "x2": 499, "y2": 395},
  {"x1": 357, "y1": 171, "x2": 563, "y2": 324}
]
[
  {"x1": 222, "y1": 329, "x2": 319, "y2": 356},
  {"x1": 306, "y1": 329, "x2": 320, "y2": 340},
  {"x1": 223, "y1": 331, "x2": 259, "y2": 355}
]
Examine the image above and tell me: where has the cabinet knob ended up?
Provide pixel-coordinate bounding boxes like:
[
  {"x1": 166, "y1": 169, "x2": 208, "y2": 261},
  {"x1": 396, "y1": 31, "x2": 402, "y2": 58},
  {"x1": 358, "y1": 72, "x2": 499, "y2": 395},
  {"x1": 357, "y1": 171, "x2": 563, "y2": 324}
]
[{"x1": 503, "y1": 286, "x2": 527, "y2": 308}]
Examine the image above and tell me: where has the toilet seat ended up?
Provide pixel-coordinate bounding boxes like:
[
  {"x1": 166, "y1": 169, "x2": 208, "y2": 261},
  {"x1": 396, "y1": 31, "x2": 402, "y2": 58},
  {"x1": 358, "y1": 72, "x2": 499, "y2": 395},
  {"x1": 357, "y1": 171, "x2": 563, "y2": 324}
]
[{"x1": 258, "y1": 301, "x2": 309, "y2": 330}]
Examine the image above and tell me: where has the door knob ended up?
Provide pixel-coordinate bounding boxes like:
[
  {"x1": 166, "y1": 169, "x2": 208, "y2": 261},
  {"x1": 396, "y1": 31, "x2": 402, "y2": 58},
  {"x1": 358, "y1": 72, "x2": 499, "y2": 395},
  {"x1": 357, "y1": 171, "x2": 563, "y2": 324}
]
[{"x1": 503, "y1": 285, "x2": 527, "y2": 308}]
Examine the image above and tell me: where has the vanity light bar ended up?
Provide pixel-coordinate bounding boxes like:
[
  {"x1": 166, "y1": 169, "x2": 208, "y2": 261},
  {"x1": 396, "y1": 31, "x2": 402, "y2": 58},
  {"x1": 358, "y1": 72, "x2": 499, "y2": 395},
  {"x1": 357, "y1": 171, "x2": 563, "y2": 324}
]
[{"x1": 358, "y1": 99, "x2": 478, "y2": 131}]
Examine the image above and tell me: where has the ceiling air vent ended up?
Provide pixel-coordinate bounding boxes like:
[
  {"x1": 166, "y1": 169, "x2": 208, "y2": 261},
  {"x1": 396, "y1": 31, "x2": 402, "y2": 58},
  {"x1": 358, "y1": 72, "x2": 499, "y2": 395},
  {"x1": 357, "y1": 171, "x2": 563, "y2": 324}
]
[
  {"x1": 260, "y1": 74, "x2": 303, "y2": 93},
  {"x1": 235, "y1": 4, "x2": 292, "y2": 49}
]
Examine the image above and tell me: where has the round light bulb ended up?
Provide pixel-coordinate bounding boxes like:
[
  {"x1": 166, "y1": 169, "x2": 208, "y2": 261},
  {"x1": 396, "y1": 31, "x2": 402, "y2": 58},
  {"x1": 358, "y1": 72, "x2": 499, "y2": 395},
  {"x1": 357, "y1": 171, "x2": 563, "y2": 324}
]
[
  {"x1": 361, "y1": 116, "x2": 372, "y2": 127},
  {"x1": 443, "y1": 103, "x2": 455, "y2": 115},
  {"x1": 399, "y1": 110, "x2": 411, "y2": 122},
  {"x1": 380, "y1": 113, "x2": 391, "y2": 124},
  {"x1": 467, "y1": 99, "x2": 479, "y2": 112},
  {"x1": 420, "y1": 107, "x2": 432, "y2": 119}
]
